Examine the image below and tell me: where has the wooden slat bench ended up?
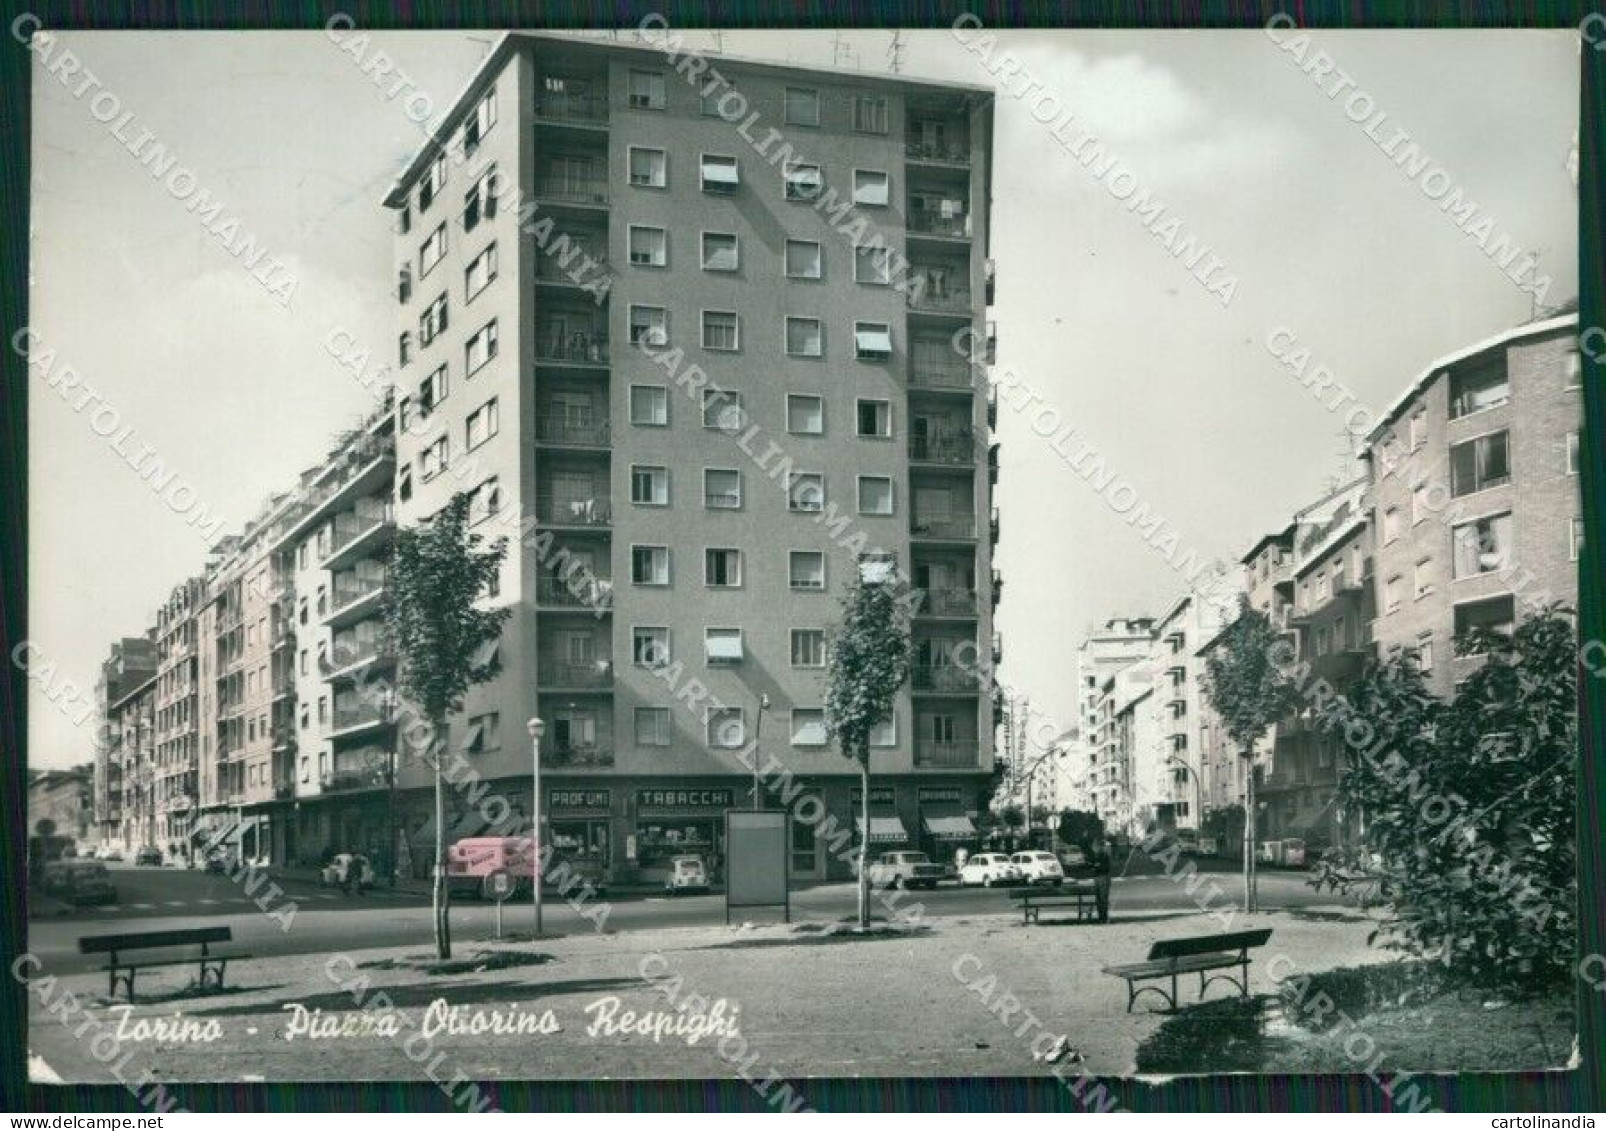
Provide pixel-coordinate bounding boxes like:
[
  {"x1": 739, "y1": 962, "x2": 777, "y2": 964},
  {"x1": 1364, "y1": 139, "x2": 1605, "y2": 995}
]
[
  {"x1": 1102, "y1": 928, "x2": 1273, "y2": 1013},
  {"x1": 1007, "y1": 883, "x2": 1098, "y2": 925},
  {"x1": 78, "y1": 926, "x2": 243, "y2": 1001}
]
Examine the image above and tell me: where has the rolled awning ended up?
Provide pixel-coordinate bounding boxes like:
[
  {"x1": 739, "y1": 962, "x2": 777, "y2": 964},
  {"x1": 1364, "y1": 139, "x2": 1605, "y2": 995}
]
[
  {"x1": 855, "y1": 816, "x2": 910, "y2": 844},
  {"x1": 855, "y1": 327, "x2": 893, "y2": 355},
  {"x1": 701, "y1": 158, "x2": 739, "y2": 186},
  {"x1": 922, "y1": 815, "x2": 976, "y2": 840},
  {"x1": 194, "y1": 820, "x2": 238, "y2": 850}
]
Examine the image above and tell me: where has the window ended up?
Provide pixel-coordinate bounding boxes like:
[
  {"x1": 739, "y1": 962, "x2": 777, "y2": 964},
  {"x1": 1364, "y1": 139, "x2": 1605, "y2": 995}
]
[
  {"x1": 420, "y1": 436, "x2": 449, "y2": 481},
  {"x1": 1412, "y1": 486, "x2": 1431, "y2": 525},
  {"x1": 398, "y1": 331, "x2": 413, "y2": 367},
  {"x1": 1315, "y1": 626, "x2": 1329, "y2": 656},
  {"x1": 462, "y1": 90, "x2": 496, "y2": 155},
  {"x1": 708, "y1": 707, "x2": 745, "y2": 747},
  {"x1": 700, "y1": 154, "x2": 739, "y2": 193},
  {"x1": 702, "y1": 232, "x2": 739, "y2": 271},
  {"x1": 1409, "y1": 410, "x2": 1426, "y2": 451},
  {"x1": 787, "y1": 394, "x2": 824, "y2": 435},
  {"x1": 785, "y1": 240, "x2": 822, "y2": 280},
  {"x1": 853, "y1": 95, "x2": 888, "y2": 134},
  {"x1": 465, "y1": 397, "x2": 498, "y2": 450},
  {"x1": 789, "y1": 551, "x2": 826, "y2": 591},
  {"x1": 632, "y1": 627, "x2": 670, "y2": 668},
  {"x1": 1450, "y1": 431, "x2": 1510, "y2": 496},
  {"x1": 702, "y1": 390, "x2": 744, "y2": 432},
  {"x1": 635, "y1": 707, "x2": 672, "y2": 747},
  {"x1": 467, "y1": 477, "x2": 501, "y2": 525},
  {"x1": 631, "y1": 465, "x2": 669, "y2": 506},
  {"x1": 629, "y1": 305, "x2": 668, "y2": 347},
  {"x1": 420, "y1": 364, "x2": 448, "y2": 412},
  {"x1": 419, "y1": 293, "x2": 449, "y2": 347},
  {"x1": 1572, "y1": 518, "x2": 1586, "y2": 561},
  {"x1": 788, "y1": 472, "x2": 825, "y2": 512},
  {"x1": 786, "y1": 317, "x2": 824, "y2": 358},
  {"x1": 853, "y1": 170, "x2": 890, "y2": 207},
  {"x1": 1383, "y1": 507, "x2": 1402, "y2": 544},
  {"x1": 702, "y1": 310, "x2": 739, "y2": 351},
  {"x1": 857, "y1": 399, "x2": 892, "y2": 438},
  {"x1": 628, "y1": 146, "x2": 667, "y2": 188},
  {"x1": 791, "y1": 629, "x2": 825, "y2": 668},
  {"x1": 1414, "y1": 557, "x2": 1434, "y2": 599},
  {"x1": 1448, "y1": 362, "x2": 1510, "y2": 419},
  {"x1": 630, "y1": 385, "x2": 669, "y2": 426},
  {"x1": 1452, "y1": 512, "x2": 1512, "y2": 578},
  {"x1": 705, "y1": 548, "x2": 742, "y2": 588},
  {"x1": 1454, "y1": 594, "x2": 1516, "y2": 641},
  {"x1": 784, "y1": 87, "x2": 820, "y2": 126},
  {"x1": 628, "y1": 225, "x2": 667, "y2": 267},
  {"x1": 397, "y1": 264, "x2": 412, "y2": 304},
  {"x1": 629, "y1": 70, "x2": 666, "y2": 110},
  {"x1": 1417, "y1": 633, "x2": 1435, "y2": 673},
  {"x1": 869, "y1": 714, "x2": 896, "y2": 747},
  {"x1": 858, "y1": 476, "x2": 894, "y2": 515},
  {"x1": 1568, "y1": 431, "x2": 1580, "y2": 475},
  {"x1": 791, "y1": 709, "x2": 828, "y2": 747},
  {"x1": 631, "y1": 545, "x2": 670, "y2": 586},
  {"x1": 784, "y1": 161, "x2": 824, "y2": 201},
  {"x1": 463, "y1": 166, "x2": 498, "y2": 231},
  {"x1": 1384, "y1": 575, "x2": 1403, "y2": 614},
  {"x1": 452, "y1": 323, "x2": 497, "y2": 383},
  {"x1": 855, "y1": 246, "x2": 892, "y2": 285},
  {"x1": 419, "y1": 222, "x2": 447, "y2": 277},
  {"x1": 704, "y1": 468, "x2": 742, "y2": 509},
  {"x1": 854, "y1": 321, "x2": 893, "y2": 359},
  {"x1": 705, "y1": 628, "x2": 744, "y2": 665},
  {"x1": 419, "y1": 153, "x2": 447, "y2": 211},
  {"x1": 465, "y1": 243, "x2": 497, "y2": 300}
]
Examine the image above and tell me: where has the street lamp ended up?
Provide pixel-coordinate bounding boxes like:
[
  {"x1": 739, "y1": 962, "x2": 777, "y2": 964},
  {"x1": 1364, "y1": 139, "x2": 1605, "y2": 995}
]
[
  {"x1": 1165, "y1": 755, "x2": 1202, "y2": 832},
  {"x1": 1021, "y1": 746, "x2": 1064, "y2": 850},
  {"x1": 751, "y1": 693, "x2": 769, "y2": 810},
  {"x1": 526, "y1": 716, "x2": 545, "y2": 937}
]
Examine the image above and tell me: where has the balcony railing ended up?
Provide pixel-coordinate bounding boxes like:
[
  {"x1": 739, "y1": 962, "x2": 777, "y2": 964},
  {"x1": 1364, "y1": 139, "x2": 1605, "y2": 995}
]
[
  {"x1": 909, "y1": 434, "x2": 976, "y2": 464},
  {"x1": 536, "y1": 414, "x2": 610, "y2": 446},
  {"x1": 533, "y1": 174, "x2": 608, "y2": 206},
  {"x1": 907, "y1": 281, "x2": 973, "y2": 314},
  {"x1": 537, "y1": 499, "x2": 612, "y2": 527},
  {"x1": 545, "y1": 744, "x2": 615, "y2": 767},
  {"x1": 914, "y1": 739, "x2": 980, "y2": 767},
  {"x1": 533, "y1": 330, "x2": 609, "y2": 364},
  {"x1": 330, "y1": 703, "x2": 387, "y2": 732},
  {"x1": 536, "y1": 253, "x2": 610, "y2": 285},
  {"x1": 331, "y1": 576, "x2": 386, "y2": 610},
  {"x1": 912, "y1": 664, "x2": 978, "y2": 692},
  {"x1": 918, "y1": 589, "x2": 979, "y2": 617},
  {"x1": 538, "y1": 660, "x2": 614, "y2": 689},
  {"x1": 322, "y1": 765, "x2": 388, "y2": 792},
  {"x1": 905, "y1": 138, "x2": 970, "y2": 164},
  {"x1": 911, "y1": 513, "x2": 977, "y2": 540},
  {"x1": 908, "y1": 209, "x2": 971, "y2": 239},
  {"x1": 323, "y1": 640, "x2": 395, "y2": 675},
  {"x1": 908, "y1": 354, "x2": 976, "y2": 390},
  {"x1": 533, "y1": 91, "x2": 609, "y2": 124},
  {"x1": 326, "y1": 505, "x2": 393, "y2": 561},
  {"x1": 537, "y1": 574, "x2": 614, "y2": 610}
]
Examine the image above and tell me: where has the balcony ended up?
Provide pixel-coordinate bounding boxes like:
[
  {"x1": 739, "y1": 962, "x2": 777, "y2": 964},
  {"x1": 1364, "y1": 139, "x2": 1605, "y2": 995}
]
[
  {"x1": 328, "y1": 702, "x2": 390, "y2": 738},
  {"x1": 908, "y1": 353, "x2": 976, "y2": 392},
  {"x1": 545, "y1": 744, "x2": 615, "y2": 768},
  {"x1": 322, "y1": 640, "x2": 396, "y2": 680},
  {"x1": 271, "y1": 671, "x2": 295, "y2": 699},
  {"x1": 909, "y1": 434, "x2": 976, "y2": 465},
  {"x1": 537, "y1": 574, "x2": 614, "y2": 611},
  {"x1": 321, "y1": 765, "x2": 389, "y2": 793},
  {"x1": 908, "y1": 208, "x2": 971, "y2": 241},
  {"x1": 911, "y1": 512, "x2": 977, "y2": 541},
  {"x1": 914, "y1": 739, "x2": 980, "y2": 768},
  {"x1": 536, "y1": 252, "x2": 610, "y2": 288},
  {"x1": 533, "y1": 328, "x2": 609, "y2": 366},
  {"x1": 322, "y1": 505, "x2": 395, "y2": 572},
  {"x1": 271, "y1": 723, "x2": 296, "y2": 752},
  {"x1": 273, "y1": 782, "x2": 296, "y2": 802},
  {"x1": 918, "y1": 589, "x2": 978, "y2": 617},
  {"x1": 536, "y1": 414, "x2": 611, "y2": 447},
  {"x1": 538, "y1": 660, "x2": 614, "y2": 690},
  {"x1": 912, "y1": 664, "x2": 978, "y2": 693},
  {"x1": 990, "y1": 507, "x2": 1000, "y2": 544},
  {"x1": 907, "y1": 273, "x2": 973, "y2": 316},
  {"x1": 905, "y1": 137, "x2": 970, "y2": 166},
  {"x1": 532, "y1": 173, "x2": 608, "y2": 207},
  {"x1": 533, "y1": 90, "x2": 609, "y2": 126},
  {"x1": 325, "y1": 575, "x2": 387, "y2": 628},
  {"x1": 537, "y1": 499, "x2": 612, "y2": 528}
]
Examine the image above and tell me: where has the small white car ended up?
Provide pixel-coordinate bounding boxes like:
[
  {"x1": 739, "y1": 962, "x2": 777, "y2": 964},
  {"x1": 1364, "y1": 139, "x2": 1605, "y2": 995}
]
[
  {"x1": 320, "y1": 853, "x2": 376, "y2": 892},
  {"x1": 1009, "y1": 850, "x2": 1065, "y2": 886},
  {"x1": 958, "y1": 852, "x2": 1020, "y2": 887},
  {"x1": 664, "y1": 855, "x2": 710, "y2": 894}
]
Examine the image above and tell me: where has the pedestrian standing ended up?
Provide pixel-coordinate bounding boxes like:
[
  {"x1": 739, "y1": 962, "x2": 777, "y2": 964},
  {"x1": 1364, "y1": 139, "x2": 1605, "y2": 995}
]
[{"x1": 1087, "y1": 838, "x2": 1112, "y2": 923}]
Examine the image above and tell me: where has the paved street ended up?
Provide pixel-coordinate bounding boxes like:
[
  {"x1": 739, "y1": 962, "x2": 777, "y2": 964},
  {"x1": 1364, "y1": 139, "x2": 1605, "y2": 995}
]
[{"x1": 27, "y1": 862, "x2": 1340, "y2": 976}]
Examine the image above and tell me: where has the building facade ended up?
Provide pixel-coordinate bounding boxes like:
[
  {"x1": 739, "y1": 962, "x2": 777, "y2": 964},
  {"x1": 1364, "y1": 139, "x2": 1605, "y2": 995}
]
[
  {"x1": 1062, "y1": 616, "x2": 1155, "y2": 812},
  {"x1": 93, "y1": 636, "x2": 158, "y2": 847}
]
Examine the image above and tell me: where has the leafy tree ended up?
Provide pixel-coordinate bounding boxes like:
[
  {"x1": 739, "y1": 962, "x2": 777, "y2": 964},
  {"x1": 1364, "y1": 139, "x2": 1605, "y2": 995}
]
[
  {"x1": 1203, "y1": 597, "x2": 1301, "y2": 913},
  {"x1": 1314, "y1": 607, "x2": 1576, "y2": 987},
  {"x1": 825, "y1": 566, "x2": 913, "y2": 929},
  {"x1": 1057, "y1": 808, "x2": 1104, "y2": 849},
  {"x1": 387, "y1": 492, "x2": 510, "y2": 958}
]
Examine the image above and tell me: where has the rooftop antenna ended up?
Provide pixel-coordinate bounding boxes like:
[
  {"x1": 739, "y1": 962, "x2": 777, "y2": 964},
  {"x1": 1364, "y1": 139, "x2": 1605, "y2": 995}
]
[{"x1": 885, "y1": 30, "x2": 906, "y2": 74}]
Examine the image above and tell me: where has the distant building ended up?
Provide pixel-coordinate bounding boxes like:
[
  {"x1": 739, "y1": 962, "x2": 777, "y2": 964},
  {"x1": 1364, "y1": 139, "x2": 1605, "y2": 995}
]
[
  {"x1": 1148, "y1": 594, "x2": 1227, "y2": 833},
  {"x1": 93, "y1": 636, "x2": 158, "y2": 846},
  {"x1": 1064, "y1": 616, "x2": 1155, "y2": 812},
  {"x1": 29, "y1": 766, "x2": 94, "y2": 847}
]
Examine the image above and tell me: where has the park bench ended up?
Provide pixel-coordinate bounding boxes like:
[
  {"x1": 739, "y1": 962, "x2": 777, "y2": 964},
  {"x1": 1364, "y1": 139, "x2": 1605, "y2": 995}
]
[
  {"x1": 1007, "y1": 882, "x2": 1099, "y2": 925},
  {"x1": 1101, "y1": 928, "x2": 1274, "y2": 1013},
  {"x1": 78, "y1": 926, "x2": 244, "y2": 1001}
]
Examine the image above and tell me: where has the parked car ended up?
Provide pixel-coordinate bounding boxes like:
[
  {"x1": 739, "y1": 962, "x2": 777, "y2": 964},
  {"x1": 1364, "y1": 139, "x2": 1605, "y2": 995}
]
[
  {"x1": 1009, "y1": 850, "x2": 1065, "y2": 886},
  {"x1": 1056, "y1": 846, "x2": 1087, "y2": 870},
  {"x1": 865, "y1": 850, "x2": 945, "y2": 890},
  {"x1": 58, "y1": 862, "x2": 118, "y2": 906},
  {"x1": 203, "y1": 849, "x2": 233, "y2": 875},
  {"x1": 320, "y1": 853, "x2": 376, "y2": 892},
  {"x1": 134, "y1": 845, "x2": 164, "y2": 867},
  {"x1": 957, "y1": 852, "x2": 1021, "y2": 887},
  {"x1": 92, "y1": 845, "x2": 124, "y2": 862},
  {"x1": 664, "y1": 856, "x2": 710, "y2": 894}
]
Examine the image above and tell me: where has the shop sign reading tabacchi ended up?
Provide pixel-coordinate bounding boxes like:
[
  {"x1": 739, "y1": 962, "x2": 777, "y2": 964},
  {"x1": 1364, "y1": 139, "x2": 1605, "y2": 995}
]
[{"x1": 636, "y1": 788, "x2": 735, "y2": 811}]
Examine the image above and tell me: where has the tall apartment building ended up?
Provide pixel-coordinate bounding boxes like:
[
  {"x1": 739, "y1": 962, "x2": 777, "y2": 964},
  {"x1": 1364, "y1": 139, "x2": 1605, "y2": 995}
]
[
  {"x1": 378, "y1": 33, "x2": 997, "y2": 882},
  {"x1": 1363, "y1": 312, "x2": 1581, "y2": 697},
  {"x1": 1063, "y1": 616, "x2": 1155, "y2": 812},
  {"x1": 1148, "y1": 594, "x2": 1226, "y2": 833},
  {"x1": 93, "y1": 636, "x2": 158, "y2": 846},
  {"x1": 1085, "y1": 661, "x2": 1158, "y2": 834},
  {"x1": 151, "y1": 577, "x2": 206, "y2": 858},
  {"x1": 108, "y1": 672, "x2": 157, "y2": 851}
]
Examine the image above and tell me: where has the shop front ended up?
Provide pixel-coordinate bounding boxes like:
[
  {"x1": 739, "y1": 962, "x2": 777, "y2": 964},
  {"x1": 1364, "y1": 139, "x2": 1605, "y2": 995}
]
[
  {"x1": 548, "y1": 786, "x2": 613, "y2": 886},
  {"x1": 850, "y1": 785, "x2": 912, "y2": 868},
  {"x1": 632, "y1": 786, "x2": 734, "y2": 885},
  {"x1": 916, "y1": 785, "x2": 978, "y2": 866}
]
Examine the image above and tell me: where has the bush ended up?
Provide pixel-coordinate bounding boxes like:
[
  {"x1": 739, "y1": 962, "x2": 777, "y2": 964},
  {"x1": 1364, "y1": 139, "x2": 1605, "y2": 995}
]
[{"x1": 1313, "y1": 607, "x2": 1576, "y2": 989}]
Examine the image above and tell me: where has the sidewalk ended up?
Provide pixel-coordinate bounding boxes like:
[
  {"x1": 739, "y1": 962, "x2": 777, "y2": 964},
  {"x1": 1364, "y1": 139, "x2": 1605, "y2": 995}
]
[{"x1": 26, "y1": 903, "x2": 1393, "y2": 1085}]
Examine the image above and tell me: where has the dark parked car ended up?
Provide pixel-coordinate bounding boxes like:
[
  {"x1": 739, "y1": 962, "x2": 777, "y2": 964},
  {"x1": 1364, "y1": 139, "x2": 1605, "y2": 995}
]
[{"x1": 134, "y1": 846, "x2": 164, "y2": 867}]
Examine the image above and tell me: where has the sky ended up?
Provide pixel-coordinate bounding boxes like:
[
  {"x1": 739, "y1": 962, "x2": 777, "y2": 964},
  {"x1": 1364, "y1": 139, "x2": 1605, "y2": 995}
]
[{"x1": 26, "y1": 27, "x2": 1579, "y2": 769}]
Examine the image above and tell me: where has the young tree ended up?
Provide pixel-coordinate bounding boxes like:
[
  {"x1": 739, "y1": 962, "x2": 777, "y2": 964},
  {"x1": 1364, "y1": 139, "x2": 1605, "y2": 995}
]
[
  {"x1": 1203, "y1": 597, "x2": 1300, "y2": 913},
  {"x1": 825, "y1": 566, "x2": 913, "y2": 930},
  {"x1": 387, "y1": 492, "x2": 510, "y2": 959}
]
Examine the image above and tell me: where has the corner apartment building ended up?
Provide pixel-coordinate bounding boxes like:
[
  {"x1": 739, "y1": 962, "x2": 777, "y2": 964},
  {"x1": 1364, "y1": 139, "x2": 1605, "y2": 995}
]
[
  {"x1": 1148, "y1": 594, "x2": 1226, "y2": 833},
  {"x1": 107, "y1": 672, "x2": 157, "y2": 851},
  {"x1": 1063, "y1": 616, "x2": 1155, "y2": 812},
  {"x1": 93, "y1": 636, "x2": 157, "y2": 846},
  {"x1": 379, "y1": 33, "x2": 997, "y2": 882},
  {"x1": 151, "y1": 577, "x2": 206, "y2": 858},
  {"x1": 1363, "y1": 312, "x2": 1581, "y2": 697}
]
